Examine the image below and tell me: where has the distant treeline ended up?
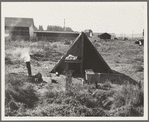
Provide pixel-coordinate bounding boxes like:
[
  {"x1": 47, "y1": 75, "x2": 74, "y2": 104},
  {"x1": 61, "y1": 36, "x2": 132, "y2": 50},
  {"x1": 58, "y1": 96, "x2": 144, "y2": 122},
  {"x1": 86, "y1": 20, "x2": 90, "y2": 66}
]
[{"x1": 38, "y1": 25, "x2": 74, "y2": 32}]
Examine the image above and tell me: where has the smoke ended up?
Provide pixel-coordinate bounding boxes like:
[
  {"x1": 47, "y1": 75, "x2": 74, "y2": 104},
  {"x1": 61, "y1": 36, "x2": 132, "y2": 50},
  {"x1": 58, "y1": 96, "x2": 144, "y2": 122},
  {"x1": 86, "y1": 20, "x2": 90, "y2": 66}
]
[
  {"x1": 5, "y1": 18, "x2": 23, "y2": 41},
  {"x1": 5, "y1": 33, "x2": 9, "y2": 37},
  {"x1": 8, "y1": 47, "x2": 30, "y2": 63},
  {"x1": 20, "y1": 48, "x2": 31, "y2": 62},
  {"x1": 19, "y1": 48, "x2": 30, "y2": 62},
  {"x1": 5, "y1": 29, "x2": 11, "y2": 40}
]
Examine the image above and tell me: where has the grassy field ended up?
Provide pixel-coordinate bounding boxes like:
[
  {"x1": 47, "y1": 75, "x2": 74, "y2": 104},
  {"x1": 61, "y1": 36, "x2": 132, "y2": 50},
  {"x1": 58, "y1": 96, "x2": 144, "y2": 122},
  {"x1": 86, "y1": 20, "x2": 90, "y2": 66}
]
[{"x1": 5, "y1": 34, "x2": 144, "y2": 117}]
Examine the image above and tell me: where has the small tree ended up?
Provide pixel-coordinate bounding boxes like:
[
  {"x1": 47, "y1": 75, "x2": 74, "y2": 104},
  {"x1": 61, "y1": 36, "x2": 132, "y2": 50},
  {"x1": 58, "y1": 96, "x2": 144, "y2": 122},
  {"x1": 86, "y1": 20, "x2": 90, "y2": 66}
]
[
  {"x1": 65, "y1": 27, "x2": 74, "y2": 32},
  {"x1": 46, "y1": 25, "x2": 74, "y2": 32},
  {"x1": 39, "y1": 25, "x2": 44, "y2": 31}
]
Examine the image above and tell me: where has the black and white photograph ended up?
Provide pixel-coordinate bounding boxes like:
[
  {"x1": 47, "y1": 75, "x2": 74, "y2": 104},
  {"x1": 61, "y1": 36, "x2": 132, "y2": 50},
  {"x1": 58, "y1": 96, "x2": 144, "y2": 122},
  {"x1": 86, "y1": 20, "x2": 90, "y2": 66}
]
[{"x1": 1, "y1": 1, "x2": 148, "y2": 121}]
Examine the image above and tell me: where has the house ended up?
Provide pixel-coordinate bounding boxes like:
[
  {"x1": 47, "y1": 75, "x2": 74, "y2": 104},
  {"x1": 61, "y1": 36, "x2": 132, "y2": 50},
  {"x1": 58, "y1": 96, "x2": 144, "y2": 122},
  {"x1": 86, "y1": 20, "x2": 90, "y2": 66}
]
[
  {"x1": 5, "y1": 17, "x2": 35, "y2": 40},
  {"x1": 84, "y1": 29, "x2": 93, "y2": 37}
]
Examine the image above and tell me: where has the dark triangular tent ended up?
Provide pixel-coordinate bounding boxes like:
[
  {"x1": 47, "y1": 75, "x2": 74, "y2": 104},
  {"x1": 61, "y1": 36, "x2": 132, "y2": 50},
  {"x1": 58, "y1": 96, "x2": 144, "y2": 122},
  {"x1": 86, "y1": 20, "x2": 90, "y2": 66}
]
[{"x1": 50, "y1": 32, "x2": 113, "y2": 77}]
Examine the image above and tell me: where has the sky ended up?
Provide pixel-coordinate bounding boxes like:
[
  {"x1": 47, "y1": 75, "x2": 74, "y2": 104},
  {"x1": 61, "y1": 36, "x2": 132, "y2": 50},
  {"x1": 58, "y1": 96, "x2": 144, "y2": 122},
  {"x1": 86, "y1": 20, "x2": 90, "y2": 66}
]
[{"x1": 2, "y1": 2, "x2": 147, "y2": 35}]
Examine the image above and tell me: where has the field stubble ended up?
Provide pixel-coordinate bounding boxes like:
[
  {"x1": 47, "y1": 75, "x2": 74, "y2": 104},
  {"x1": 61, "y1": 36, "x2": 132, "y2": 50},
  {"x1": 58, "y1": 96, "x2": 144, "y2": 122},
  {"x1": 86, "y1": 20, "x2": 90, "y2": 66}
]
[{"x1": 5, "y1": 36, "x2": 144, "y2": 117}]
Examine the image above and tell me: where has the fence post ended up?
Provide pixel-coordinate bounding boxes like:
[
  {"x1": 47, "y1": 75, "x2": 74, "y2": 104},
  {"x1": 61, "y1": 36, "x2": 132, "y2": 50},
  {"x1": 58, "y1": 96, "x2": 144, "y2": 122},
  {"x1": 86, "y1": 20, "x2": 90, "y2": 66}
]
[{"x1": 65, "y1": 71, "x2": 72, "y2": 92}]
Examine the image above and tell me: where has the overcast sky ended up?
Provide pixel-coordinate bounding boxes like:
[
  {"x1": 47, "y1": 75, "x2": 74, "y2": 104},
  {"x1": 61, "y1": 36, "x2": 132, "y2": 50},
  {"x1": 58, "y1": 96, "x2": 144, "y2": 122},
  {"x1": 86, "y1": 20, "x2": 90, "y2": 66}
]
[{"x1": 2, "y1": 2, "x2": 147, "y2": 34}]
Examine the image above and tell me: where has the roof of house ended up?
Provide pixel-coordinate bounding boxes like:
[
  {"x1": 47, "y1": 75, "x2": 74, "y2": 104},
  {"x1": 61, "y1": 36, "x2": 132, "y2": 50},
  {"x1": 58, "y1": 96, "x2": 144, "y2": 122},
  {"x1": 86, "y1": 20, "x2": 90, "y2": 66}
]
[
  {"x1": 5, "y1": 17, "x2": 34, "y2": 27},
  {"x1": 34, "y1": 30, "x2": 79, "y2": 34}
]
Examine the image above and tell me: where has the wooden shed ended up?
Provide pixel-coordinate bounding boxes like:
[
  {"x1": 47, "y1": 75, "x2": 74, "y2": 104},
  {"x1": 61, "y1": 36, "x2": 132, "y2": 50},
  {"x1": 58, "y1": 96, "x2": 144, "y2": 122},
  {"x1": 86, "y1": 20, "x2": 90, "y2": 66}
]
[
  {"x1": 5, "y1": 17, "x2": 35, "y2": 40},
  {"x1": 98, "y1": 33, "x2": 111, "y2": 39}
]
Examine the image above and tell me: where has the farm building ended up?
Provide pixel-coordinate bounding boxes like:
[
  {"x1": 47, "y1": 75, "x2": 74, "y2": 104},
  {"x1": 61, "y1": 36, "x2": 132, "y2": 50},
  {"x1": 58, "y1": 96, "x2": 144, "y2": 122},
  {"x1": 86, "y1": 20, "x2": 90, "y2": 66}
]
[
  {"x1": 34, "y1": 31, "x2": 79, "y2": 41},
  {"x1": 98, "y1": 33, "x2": 111, "y2": 39},
  {"x1": 51, "y1": 32, "x2": 113, "y2": 77},
  {"x1": 5, "y1": 17, "x2": 35, "y2": 40},
  {"x1": 98, "y1": 33, "x2": 116, "y2": 39},
  {"x1": 84, "y1": 29, "x2": 93, "y2": 37}
]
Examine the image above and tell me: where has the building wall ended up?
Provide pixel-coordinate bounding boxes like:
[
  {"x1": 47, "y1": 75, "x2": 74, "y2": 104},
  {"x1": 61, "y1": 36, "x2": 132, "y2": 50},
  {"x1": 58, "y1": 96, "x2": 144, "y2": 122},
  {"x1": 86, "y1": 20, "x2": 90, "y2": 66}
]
[
  {"x1": 5, "y1": 26, "x2": 30, "y2": 40},
  {"x1": 34, "y1": 32, "x2": 79, "y2": 41},
  {"x1": 99, "y1": 33, "x2": 111, "y2": 39}
]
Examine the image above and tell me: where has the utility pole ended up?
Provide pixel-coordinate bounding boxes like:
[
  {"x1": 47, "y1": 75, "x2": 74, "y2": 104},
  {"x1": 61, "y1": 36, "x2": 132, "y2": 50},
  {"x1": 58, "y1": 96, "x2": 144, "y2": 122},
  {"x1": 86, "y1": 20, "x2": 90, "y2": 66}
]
[
  {"x1": 132, "y1": 31, "x2": 133, "y2": 39},
  {"x1": 64, "y1": 19, "x2": 65, "y2": 31}
]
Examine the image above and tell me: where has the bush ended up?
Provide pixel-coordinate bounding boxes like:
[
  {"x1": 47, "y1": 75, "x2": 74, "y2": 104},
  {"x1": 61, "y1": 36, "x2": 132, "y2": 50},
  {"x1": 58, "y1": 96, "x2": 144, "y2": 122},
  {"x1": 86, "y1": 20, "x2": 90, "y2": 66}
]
[
  {"x1": 109, "y1": 82, "x2": 144, "y2": 112},
  {"x1": 110, "y1": 94, "x2": 125, "y2": 110},
  {"x1": 64, "y1": 40, "x2": 71, "y2": 45},
  {"x1": 102, "y1": 80, "x2": 112, "y2": 90},
  {"x1": 5, "y1": 57, "x2": 13, "y2": 64},
  {"x1": 113, "y1": 105, "x2": 142, "y2": 116},
  {"x1": 92, "y1": 108, "x2": 106, "y2": 116},
  {"x1": 75, "y1": 93, "x2": 97, "y2": 108},
  {"x1": 26, "y1": 103, "x2": 93, "y2": 116},
  {"x1": 5, "y1": 73, "x2": 38, "y2": 115},
  {"x1": 121, "y1": 83, "x2": 143, "y2": 106},
  {"x1": 93, "y1": 90, "x2": 116, "y2": 109},
  {"x1": 135, "y1": 66, "x2": 144, "y2": 72},
  {"x1": 5, "y1": 71, "x2": 144, "y2": 116},
  {"x1": 52, "y1": 44, "x2": 58, "y2": 48}
]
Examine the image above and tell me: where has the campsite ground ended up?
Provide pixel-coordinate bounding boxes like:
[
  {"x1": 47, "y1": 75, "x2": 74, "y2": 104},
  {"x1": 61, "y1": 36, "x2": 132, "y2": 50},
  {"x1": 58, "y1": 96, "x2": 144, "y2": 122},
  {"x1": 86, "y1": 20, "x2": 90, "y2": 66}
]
[{"x1": 5, "y1": 34, "x2": 144, "y2": 117}]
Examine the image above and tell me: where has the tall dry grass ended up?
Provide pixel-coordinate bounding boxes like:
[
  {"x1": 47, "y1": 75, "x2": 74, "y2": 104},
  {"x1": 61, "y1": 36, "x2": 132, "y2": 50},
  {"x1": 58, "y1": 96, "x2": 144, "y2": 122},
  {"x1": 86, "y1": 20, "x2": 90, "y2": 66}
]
[
  {"x1": 5, "y1": 74, "x2": 39, "y2": 116},
  {"x1": 5, "y1": 38, "x2": 144, "y2": 117},
  {"x1": 5, "y1": 73, "x2": 143, "y2": 116},
  {"x1": 5, "y1": 40, "x2": 67, "y2": 64}
]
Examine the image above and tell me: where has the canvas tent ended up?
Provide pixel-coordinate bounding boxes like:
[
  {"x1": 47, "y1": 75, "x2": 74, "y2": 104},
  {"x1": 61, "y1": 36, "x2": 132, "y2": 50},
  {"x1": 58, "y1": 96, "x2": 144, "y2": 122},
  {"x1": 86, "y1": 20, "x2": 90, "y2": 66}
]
[{"x1": 51, "y1": 32, "x2": 113, "y2": 77}]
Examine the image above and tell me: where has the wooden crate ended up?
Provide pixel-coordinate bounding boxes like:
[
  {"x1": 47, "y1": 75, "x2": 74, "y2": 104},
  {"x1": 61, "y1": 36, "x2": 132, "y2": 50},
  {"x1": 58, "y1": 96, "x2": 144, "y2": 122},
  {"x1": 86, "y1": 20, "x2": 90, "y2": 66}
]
[
  {"x1": 85, "y1": 69, "x2": 100, "y2": 85},
  {"x1": 85, "y1": 69, "x2": 124, "y2": 85}
]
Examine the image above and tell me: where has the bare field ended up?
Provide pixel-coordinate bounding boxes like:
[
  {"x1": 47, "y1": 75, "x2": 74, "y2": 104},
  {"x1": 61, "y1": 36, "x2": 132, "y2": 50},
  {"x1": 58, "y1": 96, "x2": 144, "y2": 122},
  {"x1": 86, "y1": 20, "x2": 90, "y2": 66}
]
[
  {"x1": 89, "y1": 35, "x2": 144, "y2": 82},
  {"x1": 5, "y1": 35, "x2": 144, "y2": 117}
]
